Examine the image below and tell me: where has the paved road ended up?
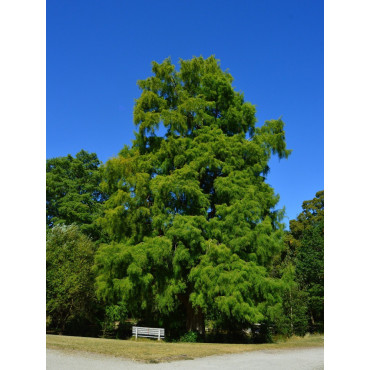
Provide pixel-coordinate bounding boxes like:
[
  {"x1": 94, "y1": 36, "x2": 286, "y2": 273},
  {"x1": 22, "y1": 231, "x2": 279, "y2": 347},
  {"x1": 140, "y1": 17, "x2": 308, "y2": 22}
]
[{"x1": 47, "y1": 347, "x2": 323, "y2": 370}]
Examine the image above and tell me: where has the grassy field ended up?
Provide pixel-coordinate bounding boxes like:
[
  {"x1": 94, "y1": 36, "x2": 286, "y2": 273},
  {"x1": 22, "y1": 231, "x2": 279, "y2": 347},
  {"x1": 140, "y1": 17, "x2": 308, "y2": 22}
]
[{"x1": 46, "y1": 334, "x2": 324, "y2": 363}]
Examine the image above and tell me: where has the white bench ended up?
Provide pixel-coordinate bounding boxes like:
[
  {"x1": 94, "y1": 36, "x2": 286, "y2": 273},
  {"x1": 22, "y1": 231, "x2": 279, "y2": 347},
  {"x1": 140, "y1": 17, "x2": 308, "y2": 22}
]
[{"x1": 132, "y1": 326, "x2": 165, "y2": 341}]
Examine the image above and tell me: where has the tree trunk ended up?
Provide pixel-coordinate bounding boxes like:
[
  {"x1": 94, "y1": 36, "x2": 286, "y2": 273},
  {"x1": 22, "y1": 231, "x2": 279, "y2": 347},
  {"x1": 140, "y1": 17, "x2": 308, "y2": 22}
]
[
  {"x1": 186, "y1": 300, "x2": 205, "y2": 334},
  {"x1": 289, "y1": 289, "x2": 294, "y2": 335},
  {"x1": 310, "y1": 310, "x2": 315, "y2": 328},
  {"x1": 178, "y1": 293, "x2": 205, "y2": 334}
]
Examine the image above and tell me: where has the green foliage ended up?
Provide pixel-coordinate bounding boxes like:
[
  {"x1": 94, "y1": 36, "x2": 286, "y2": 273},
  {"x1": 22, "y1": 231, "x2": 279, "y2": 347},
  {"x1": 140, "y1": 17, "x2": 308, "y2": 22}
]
[
  {"x1": 296, "y1": 220, "x2": 324, "y2": 331},
  {"x1": 100, "y1": 303, "x2": 130, "y2": 339},
  {"x1": 46, "y1": 224, "x2": 99, "y2": 334},
  {"x1": 94, "y1": 56, "x2": 291, "y2": 334},
  {"x1": 274, "y1": 191, "x2": 324, "y2": 335},
  {"x1": 277, "y1": 263, "x2": 309, "y2": 336},
  {"x1": 46, "y1": 150, "x2": 108, "y2": 240},
  {"x1": 179, "y1": 331, "x2": 200, "y2": 342},
  {"x1": 105, "y1": 304, "x2": 128, "y2": 323},
  {"x1": 289, "y1": 190, "x2": 324, "y2": 250},
  {"x1": 189, "y1": 241, "x2": 283, "y2": 325},
  {"x1": 292, "y1": 191, "x2": 324, "y2": 332}
]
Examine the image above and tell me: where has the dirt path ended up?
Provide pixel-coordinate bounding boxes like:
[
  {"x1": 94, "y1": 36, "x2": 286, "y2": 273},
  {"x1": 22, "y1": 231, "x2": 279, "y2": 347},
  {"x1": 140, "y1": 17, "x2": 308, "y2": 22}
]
[{"x1": 47, "y1": 347, "x2": 323, "y2": 370}]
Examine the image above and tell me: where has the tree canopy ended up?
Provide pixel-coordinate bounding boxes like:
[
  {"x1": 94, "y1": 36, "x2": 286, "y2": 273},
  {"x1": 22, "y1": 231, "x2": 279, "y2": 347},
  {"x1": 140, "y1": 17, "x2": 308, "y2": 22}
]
[
  {"x1": 46, "y1": 150, "x2": 107, "y2": 239},
  {"x1": 93, "y1": 56, "x2": 292, "y2": 334},
  {"x1": 287, "y1": 190, "x2": 324, "y2": 250}
]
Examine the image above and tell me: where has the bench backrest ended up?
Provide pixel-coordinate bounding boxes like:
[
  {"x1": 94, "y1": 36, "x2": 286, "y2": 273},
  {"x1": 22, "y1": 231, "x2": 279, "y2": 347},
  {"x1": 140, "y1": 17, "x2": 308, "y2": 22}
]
[{"x1": 132, "y1": 326, "x2": 165, "y2": 340}]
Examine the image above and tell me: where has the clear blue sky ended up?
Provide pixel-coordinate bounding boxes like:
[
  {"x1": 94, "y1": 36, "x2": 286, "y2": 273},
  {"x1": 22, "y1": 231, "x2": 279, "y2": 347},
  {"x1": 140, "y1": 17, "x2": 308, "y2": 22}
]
[{"x1": 47, "y1": 0, "x2": 323, "y2": 226}]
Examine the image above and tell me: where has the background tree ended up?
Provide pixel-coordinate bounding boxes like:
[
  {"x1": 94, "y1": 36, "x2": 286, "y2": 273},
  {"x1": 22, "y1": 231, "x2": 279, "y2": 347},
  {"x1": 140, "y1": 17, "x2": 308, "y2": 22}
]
[
  {"x1": 271, "y1": 259, "x2": 309, "y2": 336},
  {"x1": 46, "y1": 224, "x2": 100, "y2": 335},
  {"x1": 46, "y1": 150, "x2": 108, "y2": 240},
  {"x1": 291, "y1": 190, "x2": 324, "y2": 331},
  {"x1": 296, "y1": 219, "x2": 324, "y2": 331},
  {"x1": 94, "y1": 56, "x2": 291, "y2": 337},
  {"x1": 289, "y1": 190, "x2": 324, "y2": 249},
  {"x1": 273, "y1": 190, "x2": 324, "y2": 334}
]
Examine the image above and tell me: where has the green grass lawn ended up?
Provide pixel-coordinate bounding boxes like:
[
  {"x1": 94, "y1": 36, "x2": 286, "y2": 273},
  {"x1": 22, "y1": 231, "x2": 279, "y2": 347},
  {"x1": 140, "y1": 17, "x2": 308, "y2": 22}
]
[{"x1": 46, "y1": 333, "x2": 324, "y2": 363}]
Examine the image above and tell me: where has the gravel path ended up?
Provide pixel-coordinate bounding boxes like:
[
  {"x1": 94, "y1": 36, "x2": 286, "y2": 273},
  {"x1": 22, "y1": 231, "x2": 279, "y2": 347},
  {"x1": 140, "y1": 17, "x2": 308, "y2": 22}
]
[{"x1": 47, "y1": 347, "x2": 323, "y2": 370}]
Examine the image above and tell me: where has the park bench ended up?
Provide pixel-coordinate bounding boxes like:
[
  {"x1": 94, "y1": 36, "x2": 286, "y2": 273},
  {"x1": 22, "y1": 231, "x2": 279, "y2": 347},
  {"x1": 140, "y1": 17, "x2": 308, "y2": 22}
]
[{"x1": 132, "y1": 326, "x2": 165, "y2": 341}]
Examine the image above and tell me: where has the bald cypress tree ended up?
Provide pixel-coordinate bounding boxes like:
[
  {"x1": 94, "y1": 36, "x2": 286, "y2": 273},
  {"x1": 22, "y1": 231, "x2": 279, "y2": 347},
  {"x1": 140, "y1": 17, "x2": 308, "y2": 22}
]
[{"x1": 94, "y1": 56, "x2": 291, "y2": 335}]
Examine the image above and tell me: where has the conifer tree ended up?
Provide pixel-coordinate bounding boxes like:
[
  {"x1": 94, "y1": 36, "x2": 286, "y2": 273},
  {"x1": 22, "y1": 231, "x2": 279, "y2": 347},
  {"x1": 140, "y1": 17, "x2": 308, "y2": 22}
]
[{"x1": 94, "y1": 56, "x2": 291, "y2": 334}]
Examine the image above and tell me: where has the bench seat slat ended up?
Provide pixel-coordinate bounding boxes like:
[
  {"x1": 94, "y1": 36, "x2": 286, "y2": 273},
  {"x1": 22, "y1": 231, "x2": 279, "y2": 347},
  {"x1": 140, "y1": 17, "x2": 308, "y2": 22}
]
[
  {"x1": 132, "y1": 331, "x2": 164, "y2": 334},
  {"x1": 132, "y1": 330, "x2": 165, "y2": 333}
]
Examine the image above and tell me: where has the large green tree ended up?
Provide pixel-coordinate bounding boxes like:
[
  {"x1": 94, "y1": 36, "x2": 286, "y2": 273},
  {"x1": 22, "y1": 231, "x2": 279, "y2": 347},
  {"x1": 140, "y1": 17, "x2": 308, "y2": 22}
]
[
  {"x1": 94, "y1": 56, "x2": 291, "y2": 335},
  {"x1": 46, "y1": 150, "x2": 107, "y2": 240}
]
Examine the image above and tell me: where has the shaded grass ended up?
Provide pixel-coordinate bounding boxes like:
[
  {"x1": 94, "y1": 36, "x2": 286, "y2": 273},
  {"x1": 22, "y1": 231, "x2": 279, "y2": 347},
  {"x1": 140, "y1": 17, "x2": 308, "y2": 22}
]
[{"x1": 46, "y1": 333, "x2": 323, "y2": 363}]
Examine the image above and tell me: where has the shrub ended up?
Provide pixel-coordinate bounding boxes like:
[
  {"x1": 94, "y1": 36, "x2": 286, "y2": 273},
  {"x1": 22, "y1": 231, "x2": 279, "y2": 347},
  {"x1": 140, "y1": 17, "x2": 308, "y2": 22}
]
[{"x1": 179, "y1": 331, "x2": 200, "y2": 342}]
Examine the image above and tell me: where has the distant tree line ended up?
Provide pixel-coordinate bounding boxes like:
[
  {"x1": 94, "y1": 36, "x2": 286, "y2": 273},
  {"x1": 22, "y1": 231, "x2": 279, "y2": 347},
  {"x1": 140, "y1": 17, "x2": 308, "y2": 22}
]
[{"x1": 46, "y1": 56, "x2": 323, "y2": 342}]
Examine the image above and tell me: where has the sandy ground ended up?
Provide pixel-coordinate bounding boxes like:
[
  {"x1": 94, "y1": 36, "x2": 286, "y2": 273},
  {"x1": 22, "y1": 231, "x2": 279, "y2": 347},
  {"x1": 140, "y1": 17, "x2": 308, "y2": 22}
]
[{"x1": 47, "y1": 347, "x2": 323, "y2": 370}]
